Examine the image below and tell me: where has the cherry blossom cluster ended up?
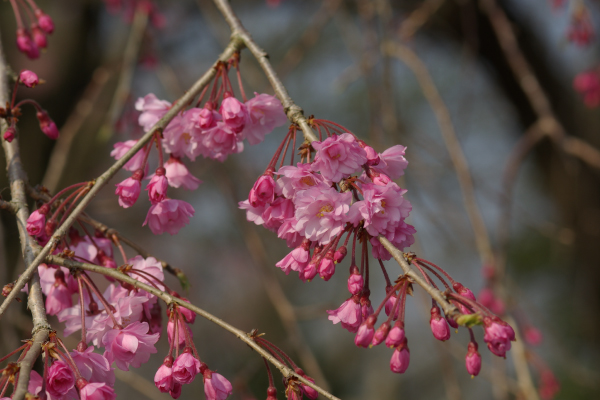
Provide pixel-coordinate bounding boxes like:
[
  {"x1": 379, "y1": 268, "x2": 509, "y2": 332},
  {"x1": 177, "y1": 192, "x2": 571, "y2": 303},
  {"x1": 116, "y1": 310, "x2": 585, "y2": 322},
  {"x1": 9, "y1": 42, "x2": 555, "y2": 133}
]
[
  {"x1": 111, "y1": 57, "x2": 287, "y2": 235},
  {"x1": 1, "y1": 70, "x2": 60, "y2": 143},
  {"x1": 6, "y1": 0, "x2": 54, "y2": 59},
  {"x1": 239, "y1": 120, "x2": 517, "y2": 376}
]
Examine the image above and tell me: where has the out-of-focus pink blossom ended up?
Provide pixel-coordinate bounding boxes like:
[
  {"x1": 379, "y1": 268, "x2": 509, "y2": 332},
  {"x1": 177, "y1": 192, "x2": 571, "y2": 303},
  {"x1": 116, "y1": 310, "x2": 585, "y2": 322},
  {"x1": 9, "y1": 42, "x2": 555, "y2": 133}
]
[
  {"x1": 136, "y1": 94, "x2": 170, "y2": 132},
  {"x1": 16, "y1": 28, "x2": 40, "y2": 59},
  {"x1": 37, "y1": 111, "x2": 59, "y2": 139},
  {"x1": 390, "y1": 341, "x2": 410, "y2": 373},
  {"x1": 244, "y1": 93, "x2": 287, "y2": 145},
  {"x1": 483, "y1": 317, "x2": 516, "y2": 358},
  {"x1": 574, "y1": 69, "x2": 600, "y2": 108},
  {"x1": 220, "y1": 94, "x2": 248, "y2": 133},
  {"x1": 311, "y1": 133, "x2": 367, "y2": 182},
  {"x1": 35, "y1": 9, "x2": 55, "y2": 34},
  {"x1": 327, "y1": 296, "x2": 362, "y2": 332},
  {"x1": 19, "y1": 70, "x2": 39, "y2": 87},
  {"x1": 293, "y1": 186, "x2": 351, "y2": 245},
  {"x1": 164, "y1": 157, "x2": 202, "y2": 190},
  {"x1": 524, "y1": 326, "x2": 543, "y2": 346},
  {"x1": 47, "y1": 360, "x2": 75, "y2": 398},
  {"x1": 173, "y1": 351, "x2": 201, "y2": 384},
  {"x1": 3, "y1": 126, "x2": 15, "y2": 142},
  {"x1": 110, "y1": 140, "x2": 146, "y2": 172},
  {"x1": 539, "y1": 370, "x2": 560, "y2": 400},
  {"x1": 465, "y1": 341, "x2": 481, "y2": 376},
  {"x1": 567, "y1": 8, "x2": 594, "y2": 46},
  {"x1": 31, "y1": 24, "x2": 47, "y2": 48},
  {"x1": 143, "y1": 199, "x2": 195, "y2": 235},
  {"x1": 146, "y1": 168, "x2": 169, "y2": 203},
  {"x1": 202, "y1": 367, "x2": 233, "y2": 400},
  {"x1": 102, "y1": 321, "x2": 160, "y2": 371}
]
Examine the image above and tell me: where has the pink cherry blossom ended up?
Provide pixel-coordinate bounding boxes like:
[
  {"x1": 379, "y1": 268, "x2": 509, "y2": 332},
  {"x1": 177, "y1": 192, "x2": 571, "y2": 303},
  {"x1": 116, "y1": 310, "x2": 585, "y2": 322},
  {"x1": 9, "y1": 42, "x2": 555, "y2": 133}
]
[
  {"x1": 102, "y1": 321, "x2": 160, "y2": 371},
  {"x1": 200, "y1": 121, "x2": 243, "y2": 162},
  {"x1": 276, "y1": 240, "x2": 310, "y2": 275},
  {"x1": 453, "y1": 282, "x2": 476, "y2": 314},
  {"x1": 369, "y1": 221, "x2": 416, "y2": 260},
  {"x1": 375, "y1": 145, "x2": 408, "y2": 179},
  {"x1": 202, "y1": 368, "x2": 233, "y2": 400},
  {"x1": 115, "y1": 175, "x2": 142, "y2": 208},
  {"x1": 19, "y1": 70, "x2": 39, "y2": 87},
  {"x1": 239, "y1": 199, "x2": 267, "y2": 226},
  {"x1": 110, "y1": 140, "x2": 146, "y2": 172},
  {"x1": 79, "y1": 382, "x2": 116, "y2": 400},
  {"x1": 262, "y1": 197, "x2": 294, "y2": 232},
  {"x1": 27, "y1": 208, "x2": 47, "y2": 236},
  {"x1": 168, "y1": 319, "x2": 193, "y2": 349},
  {"x1": 327, "y1": 296, "x2": 362, "y2": 332},
  {"x1": 293, "y1": 187, "x2": 352, "y2": 245},
  {"x1": 16, "y1": 28, "x2": 39, "y2": 59},
  {"x1": 155, "y1": 358, "x2": 174, "y2": 393},
  {"x1": 390, "y1": 342, "x2": 410, "y2": 373},
  {"x1": 384, "y1": 292, "x2": 399, "y2": 319},
  {"x1": 47, "y1": 360, "x2": 75, "y2": 398},
  {"x1": 220, "y1": 95, "x2": 248, "y2": 133},
  {"x1": 385, "y1": 323, "x2": 405, "y2": 348},
  {"x1": 430, "y1": 305, "x2": 451, "y2": 341},
  {"x1": 276, "y1": 163, "x2": 329, "y2": 199},
  {"x1": 465, "y1": 342, "x2": 481, "y2": 377},
  {"x1": 164, "y1": 158, "x2": 202, "y2": 190},
  {"x1": 483, "y1": 317, "x2": 516, "y2": 358},
  {"x1": 524, "y1": 326, "x2": 543, "y2": 346},
  {"x1": 334, "y1": 245, "x2": 347, "y2": 263},
  {"x1": 300, "y1": 259, "x2": 318, "y2": 282},
  {"x1": 136, "y1": 94, "x2": 170, "y2": 132},
  {"x1": 347, "y1": 271, "x2": 364, "y2": 295},
  {"x1": 244, "y1": 93, "x2": 287, "y2": 145},
  {"x1": 143, "y1": 199, "x2": 195, "y2": 235},
  {"x1": 277, "y1": 217, "x2": 303, "y2": 248},
  {"x1": 161, "y1": 109, "x2": 201, "y2": 161},
  {"x1": 249, "y1": 175, "x2": 276, "y2": 207},
  {"x1": 71, "y1": 346, "x2": 115, "y2": 386},
  {"x1": 36, "y1": 9, "x2": 55, "y2": 34},
  {"x1": 354, "y1": 316, "x2": 376, "y2": 348},
  {"x1": 146, "y1": 169, "x2": 168, "y2": 203},
  {"x1": 45, "y1": 270, "x2": 72, "y2": 315},
  {"x1": 31, "y1": 25, "x2": 48, "y2": 48},
  {"x1": 173, "y1": 351, "x2": 201, "y2": 384},
  {"x1": 191, "y1": 104, "x2": 221, "y2": 130},
  {"x1": 177, "y1": 299, "x2": 196, "y2": 324},
  {"x1": 311, "y1": 133, "x2": 368, "y2": 181}
]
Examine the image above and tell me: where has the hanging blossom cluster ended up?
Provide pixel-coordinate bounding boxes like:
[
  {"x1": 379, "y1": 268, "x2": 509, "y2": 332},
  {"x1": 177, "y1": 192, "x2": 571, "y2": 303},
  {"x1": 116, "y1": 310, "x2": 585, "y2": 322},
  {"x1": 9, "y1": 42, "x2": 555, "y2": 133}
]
[
  {"x1": 1, "y1": 70, "x2": 60, "y2": 143},
  {"x1": 239, "y1": 120, "x2": 516, "y2": 377},
  {"x1": 6, "y1": 0, "x2": 54, "y2": 59},
  {"x1": 111, "y1": 54, "x2": 288, "y2": 235},
  {"x1": 16, "y1": 208, "x2": 233, "y2": 399}
]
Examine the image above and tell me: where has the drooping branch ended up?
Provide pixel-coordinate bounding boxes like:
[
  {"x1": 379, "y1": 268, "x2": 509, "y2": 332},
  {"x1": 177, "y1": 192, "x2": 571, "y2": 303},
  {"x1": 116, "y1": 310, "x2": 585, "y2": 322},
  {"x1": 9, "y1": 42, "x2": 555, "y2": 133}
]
[
  {"x1": 46, "y1": 255, "x2": 342, "y2": 400},
  {"x1": 0, "y1": 37, "x2": 245, "y2": 319}
]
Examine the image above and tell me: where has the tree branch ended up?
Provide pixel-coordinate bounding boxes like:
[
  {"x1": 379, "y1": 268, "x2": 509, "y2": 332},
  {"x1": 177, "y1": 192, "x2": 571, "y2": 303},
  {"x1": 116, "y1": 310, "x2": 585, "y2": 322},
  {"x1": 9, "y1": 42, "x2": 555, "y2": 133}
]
[
  {"x1": 46, "y1": 255, "x2": 341, "y2": 400},
  {"x1": 0, "y1": 37, "x2": 244, "y2": 320}
]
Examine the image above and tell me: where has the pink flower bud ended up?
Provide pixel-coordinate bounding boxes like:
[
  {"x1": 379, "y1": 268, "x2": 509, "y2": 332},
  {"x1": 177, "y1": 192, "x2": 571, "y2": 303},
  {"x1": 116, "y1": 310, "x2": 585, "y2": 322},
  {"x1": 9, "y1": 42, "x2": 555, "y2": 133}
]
[
  {"x1": 300, "y1": 260, "x2": 318, "y2": 282},
  {"x1": 164, "y1": 157, "x2": 202, "y2": 190},
  {"x1": 390, "y1": 341, "x2": 410, "y2": 374},
  {"x1": 220, "y1": 94, "x2": 248, "y2": 133},
  {"x1": 366, "y1": 168, "x2": 391, "y2": 186},
  {"x1": 177, "y1": 299, "x2": 196, "y2": 324},
  {"x1": 202, "y1": 366, "x2": 233, "y2": 400},
  {"x1": 430, "y1": 305, "x2": 451, "y2": 341},
  {"x1": 453, "y1": 282, "x2": 476, "y2": 314},
  {"x1": 539, "y1": 370, "x2": 560, "y2": 400},
  {"x1": 333, "y1": 245, "x2": 347, "y2": 263},
  {"x1": 483, "y1": 317, "x2": 516, "y2": 358},
  {"x1": 47, "y1": 360, "x2": 75, "y2": 398},
  {"x1": 465, "y1": 341, "x2": 481, "y2": 377},
  {"x1": 146, "y1": 168, "x2": 168, "y2": 203},
  {"x1": 361, "y1": 295, "x2": 374, "y2": 320},
  {"x1": 27, "y1": 207, "x2": 48, "y2": 236},
  {"x1": 3, "y1": 127, "x2": 15, "y2": 142},
  {"x1": 36, "y1": 9, "x2": 55, "y2": 34},
  {"x1": 16, "y1": 28, "x2": 40, "y2": 59},
  {"x1": 354, "y1": 315, "x2": 376, "y2": 348},
  {"x1": 30, "y1": 24, "x2": 47, "y2": 48},
  {"x1": 36, "y1": 111, "x2": 59, "y2": 139},
  {"x1": 294, "y1": 369, "x2": 318, "y2": 400},
  {"x1": 384, "y1": 292, "x2": 399, "y2": 319},
  {"x1": 446, "y1": 314, "x2": 458, "y2": 329},
  {"x1": 115, "y1": 173, "x2": 142, "y2": 208},
  {"x1": 371, "y1": 322, "x2": 390, "y2": 346},
  {"x1": 249, "y1": 174, "x2": 275, "y2": 207},
  {"x1": 385, "y1": 322, "x2": 405, "y2": 348},
  {"x1": 172, "y1": 349, "x2": 201, "y2": 384},
  {"x1": 524, "y1": 326, "x2": 543, "y2": 346},
  {"x1": 347, "y1": 268, "x2": 364, "y2": 295},
  {"x1": 19, "y1": 70, "x2": 39, "y2": 88},
  {"x1": 318, "y1": 252, "x2": 335, "y2": 281}
]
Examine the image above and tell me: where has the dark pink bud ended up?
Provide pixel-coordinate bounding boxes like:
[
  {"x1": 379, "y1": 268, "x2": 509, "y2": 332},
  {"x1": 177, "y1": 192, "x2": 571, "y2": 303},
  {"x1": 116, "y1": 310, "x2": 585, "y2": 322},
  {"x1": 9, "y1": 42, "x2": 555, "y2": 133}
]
[
  {"x1": 390, "y1": 340, "x2": 410, "y2": 373},
  {"x1": 524, "y1": 326, "x2": 543, "y2": 346},
  {"x1": 36, "y1": 111, "x2": 59, "y2": 139},
  {"x1": 366, "y1": 167, "x2": 390, "y2": 186},
  {"x1": 446, "y1": 314, "x2": 458, "y2": 329},
  {"x1": 146, "y1": 168, "x2": 168, "y2": 203},
  {"x1": 465, "y1": 341, "x2": 481, "y2": 377},
  {"x1": 371, "y1": 322, "x2": 390, "y2": 346},
  {"x1": 300, "y1": 260, "x2": 318, "y2": 282},
  {"x1": 16, "y1": 28, "x2": 40, "y2": 59},
  {"x1": 318, "y1": 251, "x2": 335, "y2": 281},
  {"x1": 19, "y1": 70, "x2": 39, "y2": 88},
  {"x1": 364, "y1": 145, "x2": 380, "y2": 166},
  {"x1": 267, "y1": 387, "x2": 278, "y2": 400},
  {"x1": 3, "y1": 127, "x2": 15, "y2": 142},
  {"x1": 430, "y1": 305, "x2": 451, "y2": 341},
  {"x1": 347, "y1": 268, "x2": 364, "y2": 295},
  {"x1": 115, "y1": 175, "x2": 142, "y2": 208},
  {"x1": 294, "y1": 369, "x2": 318, "y2": 400},
  {"x1": 354, "y1": 315, "x2": 376, "y2": 348},
  {"x1": 35, "y1": 9, "x2": 55, "y2": 34},
  {"x1": 27, "y1": 208, "x2": 47, "y2": 237},
  {"x1": 249, "y1": 174, "x2": 275, "y2": 207},
  {"x1": 30, "y1": 24, "x2": 47, "y2": 48},
  {"x1": 172, "y1": 349, "x2": 201, "y2": 384},
  {"x1": 386, "y1": 322, "x2": 405, "y2": 348},
  {"x1": 333, "y1": 245, "x2": 347, "y2": 263},
  {"x1": 177, "y1": 298, "x2": 196, "y2": 324},
  {"x1": 483, "y1": 316, "x2": 516, "y2": 358}
]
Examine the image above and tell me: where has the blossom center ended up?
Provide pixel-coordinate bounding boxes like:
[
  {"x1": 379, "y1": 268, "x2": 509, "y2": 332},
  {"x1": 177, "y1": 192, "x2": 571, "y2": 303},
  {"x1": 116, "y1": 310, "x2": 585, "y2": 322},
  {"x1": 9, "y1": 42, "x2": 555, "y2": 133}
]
[
  {"x1": 300, "y1": 176, "x2": 316, "y2": 186},
  {"x1": 315, "y1": 203, "x2": 334, "y2": 218}
]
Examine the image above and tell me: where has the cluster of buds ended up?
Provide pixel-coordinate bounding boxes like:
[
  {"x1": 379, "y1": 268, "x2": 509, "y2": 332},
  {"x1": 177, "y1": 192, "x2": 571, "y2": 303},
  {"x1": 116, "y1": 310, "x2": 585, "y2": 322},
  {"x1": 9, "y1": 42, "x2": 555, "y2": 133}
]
[
  {"x1": 111, "y1": 55, "x2": 287, "y2": 235},
  {"x1": 7, "y1": 0, "x2": 54, "y2": 59},
  {"x1": 1, "y1": 70, "x2": 59, "y2": 143}
]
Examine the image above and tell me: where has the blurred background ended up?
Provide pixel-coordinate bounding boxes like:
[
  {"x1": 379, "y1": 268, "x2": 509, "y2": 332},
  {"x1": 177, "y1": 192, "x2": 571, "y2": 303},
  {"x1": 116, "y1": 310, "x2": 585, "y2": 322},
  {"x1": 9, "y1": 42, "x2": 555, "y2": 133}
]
[{"x1": 1, "y1": 0, "x2": 600, "y2": 399}]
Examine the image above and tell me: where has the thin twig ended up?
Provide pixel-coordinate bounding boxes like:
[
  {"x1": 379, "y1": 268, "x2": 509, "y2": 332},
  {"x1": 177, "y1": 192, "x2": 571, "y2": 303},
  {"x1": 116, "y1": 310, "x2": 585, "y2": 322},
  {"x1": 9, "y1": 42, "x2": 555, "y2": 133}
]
[
  {"x1": 398, "y1": 0, "x2": 446, "y2": 40},
  {"x1": 46, "y1": 255, "x2": 341, "y2": 400},
  {"x1": 0, "y1": 38, "x2": 245, "y2": 320},
  {"x1": 0, "y1": 35, "x2": 50, "y2": 400}
]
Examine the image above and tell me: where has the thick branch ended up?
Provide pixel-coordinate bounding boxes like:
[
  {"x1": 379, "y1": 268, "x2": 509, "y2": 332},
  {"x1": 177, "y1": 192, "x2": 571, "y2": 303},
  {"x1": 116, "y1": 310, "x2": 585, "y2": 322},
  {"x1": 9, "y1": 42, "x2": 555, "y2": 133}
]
[
  {"x1": 46, "y1": 255, "x2": 341, "y2": 400},
  {"x1": 0, "y1": 38, "x2": 244, "y2": 319},
  {"x1": 0, "y1": 35, "x2": 50, "y2": 400}
]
